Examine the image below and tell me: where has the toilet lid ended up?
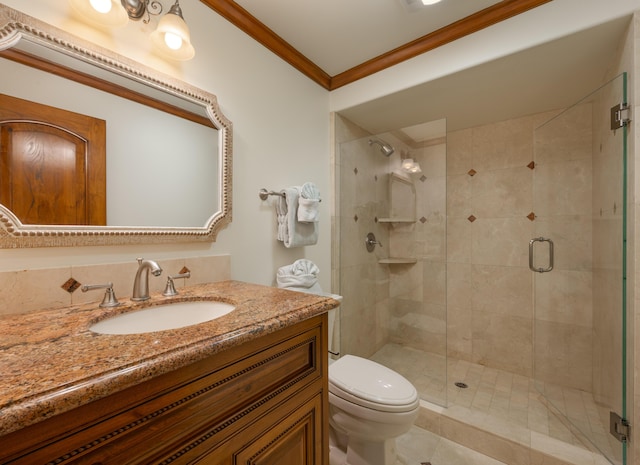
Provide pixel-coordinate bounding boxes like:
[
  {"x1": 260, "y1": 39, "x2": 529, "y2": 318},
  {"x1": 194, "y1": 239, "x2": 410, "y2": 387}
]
[{"x1": 329, "y1": 355, "x2": 418, "y2": 410}]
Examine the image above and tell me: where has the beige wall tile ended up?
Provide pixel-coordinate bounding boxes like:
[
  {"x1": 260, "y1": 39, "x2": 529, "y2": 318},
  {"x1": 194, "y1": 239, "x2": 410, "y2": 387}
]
[
  {"x1": 534, "y1": 320, "x2": 592, "y2": 390},
  {"x1": 534, "y1": 270, "x2": 593, "y2": 327},
  {"x1": 447, "y1": 128, "x2": 474, "y2": 176},
  {"x1": 534, "y1": 103, "x2": 592, "y2": 166},
  {"x1": 533, "y1": 158, "x2": 592, "y2": 217},
  {"x1": 0, "y1": 267, "x2": 71, "y2": 314},
  {"x1": 447, "y1": 174, "x2": 473, "y2": 218},
  {"x1": 472, "y1": 313, "x2": 533, "y2": 377},
  {"x1": 472, "y1": 117, "x2": 534, "y2": 171},
  {"x1": 472, "y1": 265, "x2": 532, "y2": 319},
  {"x1": 534, "y1": 215, "x2": 592, "y2": 271},
  {"x1": 447, "y1": 217, "x2": 472, "y2": 264},
  {"x1": 423, "y1": 260, "x2": 446, "y2": 306},
  {"x1": 472, "y1": 167, "x2": 533, "y2": 218},
  {"x1": 471, "y1": 217, "x2": 533, "y2": 267},
  {"x1": 184, "y1": 255, "x2": 231, "y2": 285}
]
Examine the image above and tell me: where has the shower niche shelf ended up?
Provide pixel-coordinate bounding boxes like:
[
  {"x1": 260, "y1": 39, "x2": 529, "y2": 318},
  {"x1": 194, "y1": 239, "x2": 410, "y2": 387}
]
[{"x1": 378, "y1": 257, "x2": 417, "y2": 265}]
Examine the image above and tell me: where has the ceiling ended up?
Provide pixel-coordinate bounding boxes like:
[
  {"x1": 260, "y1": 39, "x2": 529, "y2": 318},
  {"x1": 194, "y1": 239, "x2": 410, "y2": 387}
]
[
  {"x1": 200, "y1": 0, "x2": 632, "y2": 136},
  {"x1": 230, "y1": 0, "x2": 504, "y2": 77}
]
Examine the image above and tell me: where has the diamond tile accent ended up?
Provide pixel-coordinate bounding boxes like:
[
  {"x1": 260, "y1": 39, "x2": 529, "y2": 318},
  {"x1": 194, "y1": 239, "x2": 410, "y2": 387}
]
[
  {"x1": 61, "y1": 277, "x2": 81, "y2": 293},
  {"x1": 527, "y1": 161, "x2": 535, "y2": 170},
  {"x1": 420, "y1": 217, "x2": 427, "y2": 223},
  {"x1": 419, "y1": 175, "x2": 427, "y2": 182},
  {"x1": 467, "y1": 215, "x2": 476, "y2": 223},
  {"x1": 179, "y1": 266, "x2": 191, "y2": 275},
  {"x1": 527, "y1": 212, "x2": 536, "y2": 221},
  {"x1": 468, "y1": 169, "x2": 477, "y2": 177}
]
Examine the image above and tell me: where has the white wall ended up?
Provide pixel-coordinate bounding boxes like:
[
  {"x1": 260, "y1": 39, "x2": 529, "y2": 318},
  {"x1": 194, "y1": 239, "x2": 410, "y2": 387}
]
[{"x1": 0, "y1": 0, "x2": 332, "y2": 290}]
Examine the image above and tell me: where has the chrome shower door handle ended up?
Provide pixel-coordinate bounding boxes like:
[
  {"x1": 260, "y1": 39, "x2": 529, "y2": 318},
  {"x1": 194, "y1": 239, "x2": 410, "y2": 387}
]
[{"x1": 529, "y1": 237, "x2": 554, "y2": 273}]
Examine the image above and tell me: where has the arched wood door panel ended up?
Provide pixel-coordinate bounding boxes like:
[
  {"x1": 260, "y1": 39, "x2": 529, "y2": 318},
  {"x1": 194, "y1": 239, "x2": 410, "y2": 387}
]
[{"x1": 0, "y1": 93, "x2": 106, "y2": 226}]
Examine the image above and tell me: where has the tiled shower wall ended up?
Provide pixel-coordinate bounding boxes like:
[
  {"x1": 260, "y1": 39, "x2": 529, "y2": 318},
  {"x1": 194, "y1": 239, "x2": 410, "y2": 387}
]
[{"x1": 446, "y1": 106, "x2": 598, "y2": 390}]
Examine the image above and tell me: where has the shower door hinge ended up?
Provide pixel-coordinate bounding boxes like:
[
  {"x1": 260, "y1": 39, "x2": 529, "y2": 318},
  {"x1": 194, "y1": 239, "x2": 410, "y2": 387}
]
[
  {"x1": 611, "y1": 103, "x2": 630, "y2": 130},
  {"x1": 610, "y1": 411, "x2": 630, "y2": 443}
]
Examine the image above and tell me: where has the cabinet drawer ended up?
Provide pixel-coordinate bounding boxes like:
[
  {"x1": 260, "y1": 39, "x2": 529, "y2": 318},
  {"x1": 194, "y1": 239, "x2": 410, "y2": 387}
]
[{"x1": 187, "y1": 392, "x2": 324, "y2": 465}]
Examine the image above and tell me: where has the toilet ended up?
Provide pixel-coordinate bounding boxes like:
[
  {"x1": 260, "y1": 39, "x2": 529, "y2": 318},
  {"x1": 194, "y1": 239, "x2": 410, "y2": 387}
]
[
  {"x1": 275, "y1": 261, "x2": 419, "y2": 465},
  {"x1": 327, "y1": 354, "x2": 419, "y2": 465}
]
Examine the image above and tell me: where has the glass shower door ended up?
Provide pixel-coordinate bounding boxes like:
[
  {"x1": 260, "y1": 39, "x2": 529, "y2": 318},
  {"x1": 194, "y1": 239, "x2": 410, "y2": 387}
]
[{"x1": 532, "y1": 73, "x2": 627, "y2": 465}]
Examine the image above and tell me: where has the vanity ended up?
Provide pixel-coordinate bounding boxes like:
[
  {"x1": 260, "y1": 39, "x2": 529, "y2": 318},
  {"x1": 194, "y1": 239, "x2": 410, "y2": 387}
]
[{"x1": 0, "y1": 280, "x2": 338, "y2": 464}]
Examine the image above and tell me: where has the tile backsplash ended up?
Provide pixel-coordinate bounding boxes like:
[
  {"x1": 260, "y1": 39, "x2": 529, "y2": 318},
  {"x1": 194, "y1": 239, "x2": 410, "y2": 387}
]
[{"x1": 0, "y1": 255, "x2": 230, "y2": 316}]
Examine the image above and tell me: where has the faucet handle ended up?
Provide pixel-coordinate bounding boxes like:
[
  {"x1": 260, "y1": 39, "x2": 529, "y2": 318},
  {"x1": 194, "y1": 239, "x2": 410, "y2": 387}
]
[
  {"x1": 162, "y1": 271, "x2": 191, "y2": 297},
  {"x1": 81, "y1": 282, "x2": 121, "y2": 308}
]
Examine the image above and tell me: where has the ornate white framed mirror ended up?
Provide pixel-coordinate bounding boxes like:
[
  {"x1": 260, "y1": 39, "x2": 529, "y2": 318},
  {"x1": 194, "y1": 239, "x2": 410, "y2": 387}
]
[{"x1": 0, "y1": 5, "x2": 232, "y2": 248}]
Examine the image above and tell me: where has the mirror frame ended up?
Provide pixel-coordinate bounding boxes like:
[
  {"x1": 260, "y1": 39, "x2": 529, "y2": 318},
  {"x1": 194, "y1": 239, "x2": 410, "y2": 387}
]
[{"x1": 0, "y1": 5, "x2": 232, "y2": 248}]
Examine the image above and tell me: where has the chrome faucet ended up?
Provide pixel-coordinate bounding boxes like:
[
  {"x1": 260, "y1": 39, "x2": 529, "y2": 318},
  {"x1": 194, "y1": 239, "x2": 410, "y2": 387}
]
[{"x1": 131, "y1": 257, "x2": 163, "y2": 301}]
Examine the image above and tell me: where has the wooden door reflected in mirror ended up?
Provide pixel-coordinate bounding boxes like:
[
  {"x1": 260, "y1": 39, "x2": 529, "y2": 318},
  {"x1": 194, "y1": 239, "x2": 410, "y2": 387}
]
[{"x1": 0, "y1": 93, "x2": 106, "y2": 226}]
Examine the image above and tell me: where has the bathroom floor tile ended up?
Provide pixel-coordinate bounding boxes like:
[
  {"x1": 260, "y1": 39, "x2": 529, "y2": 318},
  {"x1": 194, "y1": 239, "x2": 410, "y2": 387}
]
[{"x1": 396, "y1": 426, "x2": 510, "y2": 465}]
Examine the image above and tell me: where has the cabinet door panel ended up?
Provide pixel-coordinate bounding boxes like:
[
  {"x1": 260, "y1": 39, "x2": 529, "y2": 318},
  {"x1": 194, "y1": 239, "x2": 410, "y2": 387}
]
[{"x1": 232, "y1": 394, "x2": 322, "y2": 465}]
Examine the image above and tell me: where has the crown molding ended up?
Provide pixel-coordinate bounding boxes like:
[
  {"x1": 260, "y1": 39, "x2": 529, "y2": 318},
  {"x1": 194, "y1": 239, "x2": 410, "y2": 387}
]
[{"x1": 200, "y1": 0, "x2": 553, "y2": 91}]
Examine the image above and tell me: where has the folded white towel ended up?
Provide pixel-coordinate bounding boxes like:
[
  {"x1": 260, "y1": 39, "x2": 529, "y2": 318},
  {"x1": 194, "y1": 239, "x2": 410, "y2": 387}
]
[
  {"x1": 298, "y1": 182, "x2": 320, "y2": 223},
  {"x1": 276, "y1": 187, "x2": 318, "y2": 248}
]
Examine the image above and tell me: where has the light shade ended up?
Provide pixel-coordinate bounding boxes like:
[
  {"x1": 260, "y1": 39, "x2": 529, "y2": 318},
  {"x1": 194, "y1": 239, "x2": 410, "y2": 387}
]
[
  {"x1": 150, "y1": 3, "x2": 195, "y2": 61},
  {"x1": 69, "y1": 0, "x2": 129, "y2": 28},
  {"x1": 401, "y1": 158, "x2": 422, "y2": 173},
  {"x1": 421, "y1": 0, "x2": 442, "y2": 4}
]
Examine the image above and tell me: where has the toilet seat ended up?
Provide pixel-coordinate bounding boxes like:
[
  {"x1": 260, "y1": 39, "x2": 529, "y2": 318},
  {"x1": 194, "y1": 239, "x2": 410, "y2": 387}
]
[{"x1": 329, "y1": 355, "x2": 419, "y2": 413}]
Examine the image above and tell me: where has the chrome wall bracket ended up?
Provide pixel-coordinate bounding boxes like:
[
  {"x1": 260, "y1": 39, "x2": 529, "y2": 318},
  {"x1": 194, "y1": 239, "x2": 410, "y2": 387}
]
[{"x1": 611, "y1": 103, "x2": 630, "y2": 130}]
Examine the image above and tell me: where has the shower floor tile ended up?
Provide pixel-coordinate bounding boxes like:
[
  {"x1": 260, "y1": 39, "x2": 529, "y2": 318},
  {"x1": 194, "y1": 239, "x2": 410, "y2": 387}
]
[{"x1": 371, "y1": 343, "x2": 619, "y2": 465}]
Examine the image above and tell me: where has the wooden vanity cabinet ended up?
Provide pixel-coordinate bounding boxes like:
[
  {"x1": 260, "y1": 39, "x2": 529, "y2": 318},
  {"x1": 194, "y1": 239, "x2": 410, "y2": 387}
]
[{"x1": 0, "y1": 315, "x2": 328, "y2": 465}]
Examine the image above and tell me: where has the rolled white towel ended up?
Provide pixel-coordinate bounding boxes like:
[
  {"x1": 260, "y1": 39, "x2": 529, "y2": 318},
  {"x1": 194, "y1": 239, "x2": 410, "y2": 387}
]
[{"x1": 276, "y1": 259, "x2": 322, "y2": 293}]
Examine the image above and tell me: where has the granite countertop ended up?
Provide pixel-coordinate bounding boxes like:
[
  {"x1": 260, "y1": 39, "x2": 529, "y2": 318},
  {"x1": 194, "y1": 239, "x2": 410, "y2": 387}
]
[{"x1": 0, "y1": 280, "x2": 339, "y2": 436}]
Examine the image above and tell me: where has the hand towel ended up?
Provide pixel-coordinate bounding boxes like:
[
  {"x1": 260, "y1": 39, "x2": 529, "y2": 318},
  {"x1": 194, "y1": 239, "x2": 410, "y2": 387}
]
[
  {"x1": 276, "y1": 187, "x2": 318, "y2": 247},
  {"x1": 298, "y1": 182, "x2": 320, "y2": 223}
]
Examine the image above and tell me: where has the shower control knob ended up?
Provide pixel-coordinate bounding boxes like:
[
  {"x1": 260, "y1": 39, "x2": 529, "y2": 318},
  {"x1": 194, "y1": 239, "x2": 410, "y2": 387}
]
[{"x1": 365, "y1": 232, "x2": 382, "y2": 252}]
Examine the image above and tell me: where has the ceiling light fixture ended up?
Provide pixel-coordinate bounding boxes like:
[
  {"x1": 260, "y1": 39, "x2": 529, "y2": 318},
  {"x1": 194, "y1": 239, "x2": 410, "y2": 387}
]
[
  {"x1": 421, "y1": 0, "x2": 442, "y2": 5},
  {"x1": 400, "y1": 152, "x2": 422, "y2": 174},
  {"x1": 69, "y1": 0, "x2": 195, "y2": 61}
]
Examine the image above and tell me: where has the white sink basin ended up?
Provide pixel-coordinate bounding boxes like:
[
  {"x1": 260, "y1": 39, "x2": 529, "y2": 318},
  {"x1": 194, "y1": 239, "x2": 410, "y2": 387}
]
[{"x1": 90, "y1": 301, "x2": 235, "y2": 335}]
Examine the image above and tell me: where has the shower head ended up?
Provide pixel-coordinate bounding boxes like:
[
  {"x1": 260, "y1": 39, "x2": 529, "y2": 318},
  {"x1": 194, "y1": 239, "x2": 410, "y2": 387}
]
[{"x1": 368, "y1": 138, "x2": 395, "y2": 157}]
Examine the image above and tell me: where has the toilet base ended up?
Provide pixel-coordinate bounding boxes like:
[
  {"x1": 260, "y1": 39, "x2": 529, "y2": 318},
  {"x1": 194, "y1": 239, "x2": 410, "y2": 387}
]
[{"x1": 329, "y1": 429, "x2": 398, "y2": 465}]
